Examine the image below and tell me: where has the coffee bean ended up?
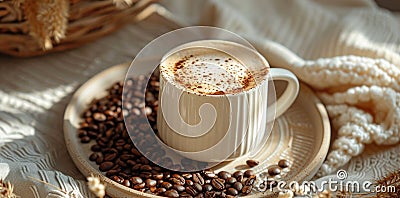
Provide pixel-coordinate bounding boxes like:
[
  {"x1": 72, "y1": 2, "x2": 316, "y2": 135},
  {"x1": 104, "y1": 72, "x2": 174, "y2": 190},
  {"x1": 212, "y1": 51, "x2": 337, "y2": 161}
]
[
  {"x1": 211, "y1": 178, "x2": 225, "y2": 190},
  {"x1": 226, "y1": 177, "x2": 236, "y2": 184},
  {"x1": 152, "y1": 172, "x2": 164, "y2": 180},
  {"x1": 169, "y1": 178, "x2": 183, "y2": 186},
  {"x1": 123, "y1": 144, "x2": 131, "y2": 151},
  {"x1": 155, "y1": 187, "x2": 166, "y2": 195},
  {"x1": 106, "y1": 169, "x2": 119, "y2": 177},
  {"x1": 268, "y1": 166, "x2": 281, "y2": 175},
  {"x1": 180, "y1": 192, "x2": 193, "y2": 198},
  {"x1": 99, "y1": 161, "x2": 114, "y2": 172},
  {"x1": 140, "y1": 172, "x2": 152, "y2": 179},
  {"x1": 93, "y1": 112, "x2": 107, "y2": 122},
  {"x1": 186, "y1": 179, "x2": 194, "y2": 186},
  {"x1": 233, "y1": 182, "x2": 243, "y2": 191},
  {"x1": 123, "y1": 179, "x2": 130, "y2": 187},
  {"x1": 202, "y1": 184, "x2": 212, "y2": 192},
  {"x1": 120, "y1": 154, "x2": 134, "y2": 161},
  {"x1": 193, "y1": 173, "x2": 205, "y2": 185},
  {"x1": 237, "y1": 175, "x2": 245, "y2": 183},
  {"x1": 88, "y1": 131, "x2": 99, "y2": 139},
  {"x1": 145, "y1": 179, "x2": 156, "y2": 188},
  {"x1": 153, "y1": 166, "x2": 162, "y2": 171},
  {"x1": 115, "y1": 140, "x2": 125, "y2": 148},
  {"x1": 104, "y1": 153, "x2": 117, "y2": 161},
  {"x1": 205, "y1": 191, "x2": 215, "y2": 198},
  {"x1": 89, "y1": 153, "x2": 98, "y2": 161},
  {"x1": 227, "y1": 188, "x2": 238, "y2": 196},
  {"x1": 218, "y1": 171, "x2": 231, "y2": 180},
  {"x1": 78, "y1": 130, "x2": 87, "y2": 138},
  {"x1": 133, "y1": 183, "x2": 145, "y2": 190},
  {"x1": 117, "y1": 160, "x2": 127, "y2": 167},
  {"x1": 131, "y1": 148, "x2": 142, "y2": 156},
  {"x1": 181, "y1": 173, "x2": 192, "y2": 179},
  {"x1": 149, "y1": 186, "x2": 157, "y2": 193},
  {"x1": 103, "y1": 148, "x2": 117, "y2": 154},
  {"x1": 186, "y1": 186, "x2": 198, "y2": 196},
  {"x1": 91, "y1": 144, "x2": 101, "y2": 152},
  {"x1": 173, "y1": 184, "x2": 185, "y2": 192},
  {"x1": 278, "y1": 159, "x2": 290, "y2": 168},
  {"x1": 97, "y1": 140, "x2": 107, "y2": 147},
  {"x1": 140, "y1": 156, "x2": 150, "y2": 165},
  {"x1": 111, "y1": 175, "x2": 123, "y2": 183},
  {"x1": 242, "y1": 185, "x2": 252, "y2": 195},
  {"x1": 130, "y1": 177, "x2": 143, "y2": 185},
  {"x1": 203, "y1": 170, "x2": 216, "y2": 179},
  {"x1": 193, "y1": 183, "x2": 202, "y2": 192},
  {"x1": 232, "y1": 171, "x2": 243, "y2": 178},
  {"x1": 140, "y1": 164, "x2": 152, "y2": 171},
  {"x1": 80, "y1": 136, "x2": 91, "y2": 143},
  {"x1": 244, "y1": 170, "x2": 255, "y2": 177},
  {"x1": 119, "y1": 172, "x2": 130, "y2": 179},
  {"x1": 246, "y1": 159, "x2": 259, "y2": 167},
  {"x1": 170, "y1": 174, "x2": 185, "y2": 185},
  {"x1": 132, "y1": 163, "x2": 141, "y2": 171},
  {"x1": 161, "y1": 181, "x2": 173, "y2": 189},
  {"x1": 195, "y1": 193, "x2": 204, "y2": 198},
  {"x1": 245, "y1": 175, "x2": 256, "y2": 186},
  {"x1": 164, "y1": 189, "x2": 179, "y2": 197}
]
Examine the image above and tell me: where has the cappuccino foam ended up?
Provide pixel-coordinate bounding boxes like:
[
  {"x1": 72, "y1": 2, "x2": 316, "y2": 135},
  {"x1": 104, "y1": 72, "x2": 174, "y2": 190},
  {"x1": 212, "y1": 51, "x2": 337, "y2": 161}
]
[{"x1": 160, "y1": 47, "x2": 268, "y2": 95}]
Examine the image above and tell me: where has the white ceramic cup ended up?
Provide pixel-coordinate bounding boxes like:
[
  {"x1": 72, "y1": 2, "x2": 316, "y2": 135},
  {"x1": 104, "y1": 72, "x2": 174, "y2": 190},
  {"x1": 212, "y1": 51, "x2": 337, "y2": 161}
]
[{"x1": 157, "y1": 40, "x2": 299, "y2": 162}]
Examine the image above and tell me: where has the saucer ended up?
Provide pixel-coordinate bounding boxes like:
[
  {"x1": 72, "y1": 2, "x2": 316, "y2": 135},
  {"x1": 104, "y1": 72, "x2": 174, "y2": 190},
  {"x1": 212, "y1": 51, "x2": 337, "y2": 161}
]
[{"x1": 64, "y1": 63, "x2": 330, "y2": 197}]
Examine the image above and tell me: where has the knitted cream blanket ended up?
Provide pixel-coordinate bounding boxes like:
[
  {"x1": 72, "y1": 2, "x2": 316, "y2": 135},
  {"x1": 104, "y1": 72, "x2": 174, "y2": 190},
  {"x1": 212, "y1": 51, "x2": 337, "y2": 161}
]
[
  {"x1": 164, "y1": 0, "x2": 400, "y2": 176},
  {"x1": 257, "y1": 40, "x2": 400, "y2": 177}
]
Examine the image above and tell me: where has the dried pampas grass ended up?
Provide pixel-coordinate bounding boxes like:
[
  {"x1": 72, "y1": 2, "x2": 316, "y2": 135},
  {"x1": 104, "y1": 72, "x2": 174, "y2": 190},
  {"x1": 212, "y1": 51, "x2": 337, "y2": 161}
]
[
  {"x1": 17, "y1": 0, "x2": 69, "y2": 49},
  {"x1": 87, "y1": 174, "x2": 105, "y2": 198},
  {"x1": 11, "y1": 0, "x2": 135, "y2": 50},
  {"x1": 0, "y1": 179, "x2": 18, "y2": 198},
  {"x1": 113, "y1": 0, "x2": 135, "y2": 9}
]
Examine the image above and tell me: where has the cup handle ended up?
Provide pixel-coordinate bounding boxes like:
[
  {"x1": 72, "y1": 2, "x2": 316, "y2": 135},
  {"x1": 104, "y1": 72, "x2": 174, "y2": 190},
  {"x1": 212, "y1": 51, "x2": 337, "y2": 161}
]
[{"x1": 269, "y1": 68, "x2": 300, "y2": 119}]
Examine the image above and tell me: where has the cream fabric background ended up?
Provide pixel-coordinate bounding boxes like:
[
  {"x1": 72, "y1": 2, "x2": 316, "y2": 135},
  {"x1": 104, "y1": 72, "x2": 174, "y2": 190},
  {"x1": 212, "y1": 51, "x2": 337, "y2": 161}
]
[{"x1": 0, "y1": 0, "x2": 399, "y2": 197}]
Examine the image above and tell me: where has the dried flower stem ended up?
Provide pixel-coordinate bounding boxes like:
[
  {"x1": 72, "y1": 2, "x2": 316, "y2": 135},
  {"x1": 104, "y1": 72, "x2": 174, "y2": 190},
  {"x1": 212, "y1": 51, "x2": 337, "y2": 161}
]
[
  {"x1": 15, "y1": 0, "x2": 69, "y2": 50},
  {"x1": 87, "y1": 174, "x2": 105, "y2": 198},
  {"x1": 27, "y1": 176, "x2": 67, "y2": 194},
  {"x1": 0, "y1": 179, "x2": 19, "y2": 198}
]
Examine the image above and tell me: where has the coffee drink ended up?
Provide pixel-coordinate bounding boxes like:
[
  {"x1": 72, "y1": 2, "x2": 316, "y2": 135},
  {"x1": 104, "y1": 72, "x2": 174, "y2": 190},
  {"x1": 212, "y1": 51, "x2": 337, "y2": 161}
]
[
  {"x1": 160, "y1": 47, "x2": 268, "y2": 95},
  {"x1": 157, "y1": 40, "x2": 299, "y2": 162}
]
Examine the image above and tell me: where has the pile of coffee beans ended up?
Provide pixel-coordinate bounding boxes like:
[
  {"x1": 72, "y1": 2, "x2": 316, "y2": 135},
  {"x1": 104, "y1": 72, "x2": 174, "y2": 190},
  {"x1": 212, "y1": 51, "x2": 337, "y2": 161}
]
[{"x1": 78, "y1": 71, "x2": 290, "y2": 197}]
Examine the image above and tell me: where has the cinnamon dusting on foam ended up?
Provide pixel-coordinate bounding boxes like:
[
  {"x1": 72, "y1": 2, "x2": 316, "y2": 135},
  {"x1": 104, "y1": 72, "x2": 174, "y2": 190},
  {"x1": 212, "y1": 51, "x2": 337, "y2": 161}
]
[{"x1": 161, "y1": 48, "x2": 269, "y2": 95}]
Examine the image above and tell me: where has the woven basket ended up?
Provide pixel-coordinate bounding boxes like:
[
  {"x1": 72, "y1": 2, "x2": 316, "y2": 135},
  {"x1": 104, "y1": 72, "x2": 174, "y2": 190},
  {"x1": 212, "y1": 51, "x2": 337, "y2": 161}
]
[{"x1": 0, "y1": 0, "x2": 157, "y2": 57}]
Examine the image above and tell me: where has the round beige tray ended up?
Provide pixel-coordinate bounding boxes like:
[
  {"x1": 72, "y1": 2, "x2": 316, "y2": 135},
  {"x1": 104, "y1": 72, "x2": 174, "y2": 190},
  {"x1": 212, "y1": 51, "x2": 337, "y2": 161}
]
[{"x1": 64, "y1": 63, "x2": 331, "y2": 197}]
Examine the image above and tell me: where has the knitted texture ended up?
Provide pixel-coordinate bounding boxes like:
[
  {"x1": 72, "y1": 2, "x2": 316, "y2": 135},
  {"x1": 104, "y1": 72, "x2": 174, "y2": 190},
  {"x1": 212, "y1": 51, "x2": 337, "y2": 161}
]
[{"x1": 291, "y1": 56, "x2": 400, "y2": 176}]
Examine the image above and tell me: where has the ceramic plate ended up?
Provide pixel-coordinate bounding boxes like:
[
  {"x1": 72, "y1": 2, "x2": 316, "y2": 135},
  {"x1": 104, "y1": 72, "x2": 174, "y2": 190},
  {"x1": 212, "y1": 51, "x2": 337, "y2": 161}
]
[{"x1": 64, "y1": 63, "x2": 330, "y2": 197}]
